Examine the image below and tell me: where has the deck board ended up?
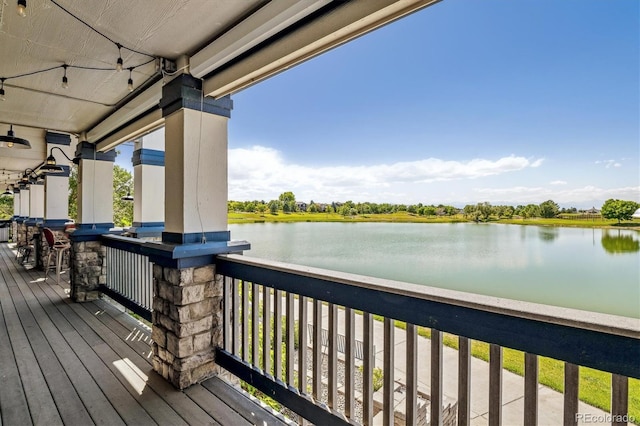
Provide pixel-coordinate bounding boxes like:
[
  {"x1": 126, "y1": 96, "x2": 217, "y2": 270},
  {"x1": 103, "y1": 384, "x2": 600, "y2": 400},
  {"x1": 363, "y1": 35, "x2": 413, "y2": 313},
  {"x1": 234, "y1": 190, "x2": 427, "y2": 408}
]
[{"x1": 0, "y1": 243, "x2": 289, "y2": 426}]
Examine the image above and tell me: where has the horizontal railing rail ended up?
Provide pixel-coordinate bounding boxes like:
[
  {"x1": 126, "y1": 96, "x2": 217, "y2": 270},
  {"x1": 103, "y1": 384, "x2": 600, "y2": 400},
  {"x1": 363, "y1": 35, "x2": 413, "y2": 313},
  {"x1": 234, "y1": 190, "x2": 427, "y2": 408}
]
[
  {"x1": 101, "y1": 234, "x2": 153, "y2": 321},
  {"x1": 215, "y1": 253, "x2": 639, "y2": 426}
]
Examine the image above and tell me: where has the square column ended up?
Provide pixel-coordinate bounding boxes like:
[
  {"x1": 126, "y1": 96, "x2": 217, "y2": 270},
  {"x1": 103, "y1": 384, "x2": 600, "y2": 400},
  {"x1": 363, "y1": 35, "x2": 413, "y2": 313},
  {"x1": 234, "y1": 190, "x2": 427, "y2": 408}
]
[
  {"x1": 129, "y1": 128, "x2": 165, "y2": 238},
  {"x1": 13, "y1": 190, "x2": 21, "y2": 217},
  {"x1": 20, "y1": 187, "x2": 29, "y2": 219},
  {"x1": 146, "y1": 74, "x2": 248, "y2": 389},
  {"x1": 69, "y1": 142, "x2": 116, "y2": 302},
  {"x1": 163, "y1": 103, "x2": 229, "y2": 238},
  {"x1": 75, "y1": 142, "x2": 116, "y2": 231},
  {"x1": 44, "y1": 132, "x2": 74, "y2": 229},
  {"x1": 27, "y1": 183, "x2": 44, "y2": 223}
]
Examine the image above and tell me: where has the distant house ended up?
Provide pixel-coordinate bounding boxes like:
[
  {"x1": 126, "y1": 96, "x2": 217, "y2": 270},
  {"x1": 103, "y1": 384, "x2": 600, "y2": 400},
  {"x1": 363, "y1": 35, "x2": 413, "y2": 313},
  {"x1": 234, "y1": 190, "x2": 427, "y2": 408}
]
[
  {"x1": 585, "y1": 207, "x2": 600, "y2": 214},
  {"x1": 296, "y1": 201, "x2": 308, "y2": 212}
]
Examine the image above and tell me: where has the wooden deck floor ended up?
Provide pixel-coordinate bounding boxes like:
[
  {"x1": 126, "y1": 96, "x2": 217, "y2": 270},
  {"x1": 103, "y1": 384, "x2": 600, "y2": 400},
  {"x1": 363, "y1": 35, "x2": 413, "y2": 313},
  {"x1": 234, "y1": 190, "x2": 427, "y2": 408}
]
[{"x1": 0, "y1": 243, "x2": 287, "y2": 426}]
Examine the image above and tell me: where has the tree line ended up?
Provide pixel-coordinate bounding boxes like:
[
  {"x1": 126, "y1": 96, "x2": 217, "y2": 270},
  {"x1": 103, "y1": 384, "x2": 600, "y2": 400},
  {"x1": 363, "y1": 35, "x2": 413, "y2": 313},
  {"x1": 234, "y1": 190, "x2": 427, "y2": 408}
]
[{"x1": 229, "y1": 192, "x2": 640, "y2": 223}]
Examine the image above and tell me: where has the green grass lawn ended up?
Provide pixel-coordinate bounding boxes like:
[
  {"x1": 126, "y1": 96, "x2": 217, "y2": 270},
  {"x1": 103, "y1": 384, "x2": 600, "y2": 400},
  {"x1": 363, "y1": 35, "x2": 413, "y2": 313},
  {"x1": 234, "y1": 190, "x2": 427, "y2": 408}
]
[
  {"x1": 378, "y1": 318, "x2": 639, "y2": 423},
  {"x1": 229, "y1": 211, "x2": 640, "y2": 229},
  {"x1": 229, "y1": 211, "x2": 468, "y2": 224}
]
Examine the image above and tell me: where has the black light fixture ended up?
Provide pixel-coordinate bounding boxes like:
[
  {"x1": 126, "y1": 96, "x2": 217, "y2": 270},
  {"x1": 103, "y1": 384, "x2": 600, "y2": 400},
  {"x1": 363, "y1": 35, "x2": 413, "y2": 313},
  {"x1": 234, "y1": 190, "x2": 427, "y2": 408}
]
[
  {"x1": 20, "y1": 169, "x2": 34, "y2": 185},
  {"x1": 0, "y1": 125, "x2": 31, "y2": 149},
  {"x1": 2, "y1": 186, "x2": 13, "y2": 196},
  {"x1": 61, "y1": 65, "x2": 69, "y2": 89},
  {"x1": 116, "y1": 43, "x2": 123, "y2": 72},
  {"x1": 0, "y1": 78, "x2": 5, "y2": 101},
  {"x1": 40, "y1": 146, "x2": 73, "y2": 173},
  {"x1": 121, "y1": 192, "x2": 134, "y2": 202},
  {"x1": 127, "y1": 67, "x2": 134, "y2": 92},
  {"x1": 17, "y1": 0, "x2": 26, "y2": 17}
]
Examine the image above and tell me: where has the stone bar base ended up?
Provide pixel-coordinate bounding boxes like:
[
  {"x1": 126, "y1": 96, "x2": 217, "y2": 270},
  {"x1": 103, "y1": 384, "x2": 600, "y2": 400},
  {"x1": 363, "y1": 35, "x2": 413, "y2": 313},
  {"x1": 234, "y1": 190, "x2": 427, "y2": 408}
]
[
  {"x1": 70, "y1": 240, "x2": 106, "y2": 302},
  {"x1": 37, "y1": 227, "x2": 68, "y2": 272},
  {"x1": 151, "y1": 263, "x2": 224, "y2": 389}
]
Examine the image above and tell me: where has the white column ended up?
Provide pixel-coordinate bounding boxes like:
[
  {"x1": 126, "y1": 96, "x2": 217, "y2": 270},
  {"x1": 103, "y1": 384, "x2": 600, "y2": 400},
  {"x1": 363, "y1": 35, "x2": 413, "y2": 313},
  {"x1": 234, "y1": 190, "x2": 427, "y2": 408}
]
[
  {"x1": 75, "y1": 142, "x2": 116, "y2": 231},
  {"x1": 13, "y1": 191, "x2": 21, "y2": 217},
  {"x1": 164, "y1": 108, "x2": 228, "y2": 236},
  {"x1": 28, "y1": 184, "x2": 45, "y2": 220},
  {"x1": 131, "y1": 128, "x2": 165, "y2": 236},
  {"x1": 20, "y1": 188, "x2": 30, "y2": 218},
  {"x1": 44, "y1": 132, "x2": 74, "y2": 228}
]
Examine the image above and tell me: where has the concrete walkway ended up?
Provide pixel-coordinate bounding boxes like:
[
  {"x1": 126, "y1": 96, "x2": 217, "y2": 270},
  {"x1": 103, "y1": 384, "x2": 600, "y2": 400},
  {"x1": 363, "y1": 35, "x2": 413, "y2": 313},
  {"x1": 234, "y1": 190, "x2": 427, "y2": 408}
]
[{"x1": 309, "y1": 301, "x2": 618, "y2": 426}]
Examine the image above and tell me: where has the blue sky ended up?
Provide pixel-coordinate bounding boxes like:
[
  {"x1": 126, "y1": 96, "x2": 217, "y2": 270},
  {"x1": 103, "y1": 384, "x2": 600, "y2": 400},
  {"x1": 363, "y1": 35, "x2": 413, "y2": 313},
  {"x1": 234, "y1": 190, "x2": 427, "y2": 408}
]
[
  {"x1": 225, "y1": 0, "x2": 639, "y2": 208},
  {"x1": 117, "y1": 0, "x2": 639, "y2": 208}
]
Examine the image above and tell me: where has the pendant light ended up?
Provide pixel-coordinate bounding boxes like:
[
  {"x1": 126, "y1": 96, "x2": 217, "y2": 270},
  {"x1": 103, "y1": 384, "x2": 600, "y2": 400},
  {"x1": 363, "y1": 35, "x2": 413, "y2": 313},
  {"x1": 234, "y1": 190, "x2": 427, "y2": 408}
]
[
  {"x1": 17, "y1": 0, "x2": 26, "y2": 17},
  {"x1": 116, "y1": 44, "x2": 123, "y2": 72},
  {"x1": 0, "y1": 125, "x2": 31, "y2": 149},
  {"x1": 127, "y1": 68, "x2": 134, "y2": 92},
  {"x1": 61, "y1": 65, "x2": 69, "y2": 89}
]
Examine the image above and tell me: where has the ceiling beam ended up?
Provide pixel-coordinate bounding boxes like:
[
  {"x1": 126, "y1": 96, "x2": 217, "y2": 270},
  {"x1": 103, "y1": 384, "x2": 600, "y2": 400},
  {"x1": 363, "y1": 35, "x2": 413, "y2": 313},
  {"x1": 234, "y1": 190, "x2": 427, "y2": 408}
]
[
  {"x1": 202, "y1": 0, "x2": 441, "y2": 98},
  {"x1": 190, "y1": 0, "x2": 332, "y2": 79},
  {"x1": 85, "y1": 80, "x2": 163, "y2": 147}
]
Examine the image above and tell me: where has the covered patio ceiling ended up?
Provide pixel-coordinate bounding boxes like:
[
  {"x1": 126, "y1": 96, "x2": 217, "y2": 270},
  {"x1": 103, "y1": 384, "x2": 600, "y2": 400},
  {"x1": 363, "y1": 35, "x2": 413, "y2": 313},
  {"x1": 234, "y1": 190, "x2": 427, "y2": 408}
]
[{"x1": 0, "y1": 0, "x2": 440, "y2": 181}]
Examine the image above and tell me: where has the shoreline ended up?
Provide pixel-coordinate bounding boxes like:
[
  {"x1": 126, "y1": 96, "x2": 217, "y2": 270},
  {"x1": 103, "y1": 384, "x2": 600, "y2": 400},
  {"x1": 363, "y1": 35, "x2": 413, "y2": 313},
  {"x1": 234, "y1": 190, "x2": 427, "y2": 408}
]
[{"x1": 229, "y1": 211, "x2": 640, "y2": 230}]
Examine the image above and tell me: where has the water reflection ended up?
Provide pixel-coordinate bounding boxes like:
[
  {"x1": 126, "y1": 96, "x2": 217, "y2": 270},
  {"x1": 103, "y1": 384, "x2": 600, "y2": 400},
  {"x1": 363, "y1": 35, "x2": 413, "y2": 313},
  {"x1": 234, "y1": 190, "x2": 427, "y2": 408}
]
[
  {"x1": 538, "y1": 227, "x2": 559, "y2": 243},
  {"x1": 601, "y1": 230, "x2": 640, "y2": 254}
]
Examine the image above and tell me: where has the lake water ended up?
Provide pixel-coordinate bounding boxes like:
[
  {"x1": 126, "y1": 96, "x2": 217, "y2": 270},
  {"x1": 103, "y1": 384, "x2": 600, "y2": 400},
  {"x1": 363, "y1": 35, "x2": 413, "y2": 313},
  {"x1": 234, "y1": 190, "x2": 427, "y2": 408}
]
[{"x1": 229, "y1": 222, "x2": 640, "y2": 319}]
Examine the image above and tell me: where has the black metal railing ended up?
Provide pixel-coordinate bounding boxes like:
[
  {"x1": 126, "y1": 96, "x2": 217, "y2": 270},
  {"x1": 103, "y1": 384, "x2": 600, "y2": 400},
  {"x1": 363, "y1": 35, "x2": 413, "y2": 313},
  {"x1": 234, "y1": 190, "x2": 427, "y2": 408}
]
[
  {"x1": 101, "y1": 234, "x2": 153, "y2": 321},
  {"x1": 214, "y1": 254, "x2": 639, "y2": 426}
]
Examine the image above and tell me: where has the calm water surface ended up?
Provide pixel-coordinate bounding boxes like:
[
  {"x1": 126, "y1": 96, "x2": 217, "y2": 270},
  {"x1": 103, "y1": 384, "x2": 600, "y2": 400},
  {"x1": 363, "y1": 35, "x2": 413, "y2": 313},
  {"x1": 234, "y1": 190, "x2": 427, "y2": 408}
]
[{"x1": 229, "y1": 222, "x2": 640, "y2": 318}]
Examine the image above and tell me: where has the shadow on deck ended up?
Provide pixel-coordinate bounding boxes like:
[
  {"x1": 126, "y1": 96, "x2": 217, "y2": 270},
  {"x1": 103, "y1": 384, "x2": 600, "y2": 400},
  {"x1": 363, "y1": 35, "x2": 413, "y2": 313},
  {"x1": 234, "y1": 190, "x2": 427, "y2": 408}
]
[{"x1": 0, "y1": 243, "x2": 286, "y2": 426}]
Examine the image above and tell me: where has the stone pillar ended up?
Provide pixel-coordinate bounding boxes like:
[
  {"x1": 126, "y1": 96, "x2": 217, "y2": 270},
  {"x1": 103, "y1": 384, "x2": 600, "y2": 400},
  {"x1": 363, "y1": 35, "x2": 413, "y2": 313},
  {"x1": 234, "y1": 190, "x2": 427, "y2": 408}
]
[
  {"x1": 70, "y1": 240, "x2": 106, "y2": 302},
  {"x1": 69, "y1": 142, "x2": 116, "y2": 302},
  {"x1": 147, "y1": 75, "x2": 249, "y2": 389},
  {"x1": 151, "y1": 263, "x2": 224, "y2": 388},
  {"x1": 129, "y1": 128, "x2": 165, "y2": 239}
]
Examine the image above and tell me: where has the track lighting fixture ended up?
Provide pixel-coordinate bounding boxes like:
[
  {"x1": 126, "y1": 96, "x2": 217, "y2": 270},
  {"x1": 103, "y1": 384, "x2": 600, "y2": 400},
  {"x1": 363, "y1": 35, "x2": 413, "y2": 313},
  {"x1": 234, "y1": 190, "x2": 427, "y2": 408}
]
[
  {"x1": 61, "y1": 65, "x2": 69, "y2": 89},
  {"x1": 0, "y1": 79, "x2": 5, "y2": 101},
  {"x1": 116, "y1": 44, "x2": 123, "y2": 72},
  {"x1": 17, "y1": 0, "x2": 26, "y2": 17},
  {"x1": 127, "y1": 68, "x2": 134, "y2": 92}
]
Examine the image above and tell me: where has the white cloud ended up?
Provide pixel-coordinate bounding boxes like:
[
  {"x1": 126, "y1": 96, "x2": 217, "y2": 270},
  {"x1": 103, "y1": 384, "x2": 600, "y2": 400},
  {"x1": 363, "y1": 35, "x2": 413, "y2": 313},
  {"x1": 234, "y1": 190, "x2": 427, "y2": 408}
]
[
  {"x1": 550, "y1": 180, "x2": 567, "y2": 185},
  {"x1": 595, "y1": 159, "x2": 623, "y2": 169},
  {"x1": 228, "y1": 145, "x2": 544, "y2": 201}
]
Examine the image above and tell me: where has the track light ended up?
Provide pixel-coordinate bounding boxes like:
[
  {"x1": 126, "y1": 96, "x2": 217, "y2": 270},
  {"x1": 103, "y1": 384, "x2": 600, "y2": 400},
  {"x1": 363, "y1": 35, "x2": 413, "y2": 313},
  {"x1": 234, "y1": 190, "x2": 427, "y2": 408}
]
[
  {"x1": 127, "y1": 68, "x2": 134, "y2": 92},
  {"x1": 116, "y1": 44, "x2": 123, "y2": 72},
  {"x1": 17, "y1": 0, "x2": 26, "y2": 17},
  {"x1": 0, "y1": 79, "x2": 5, "y2": 101},
  {"x1": 61, "y1": 65, "x2": 68, "y2": 89}
]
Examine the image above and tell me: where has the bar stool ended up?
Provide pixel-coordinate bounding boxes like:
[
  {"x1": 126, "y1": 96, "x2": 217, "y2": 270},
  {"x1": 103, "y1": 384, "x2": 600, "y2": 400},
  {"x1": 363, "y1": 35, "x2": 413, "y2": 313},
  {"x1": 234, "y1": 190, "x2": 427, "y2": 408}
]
[{"x1": 43, "y1": 227, "x2": 71, "y2": 283}]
